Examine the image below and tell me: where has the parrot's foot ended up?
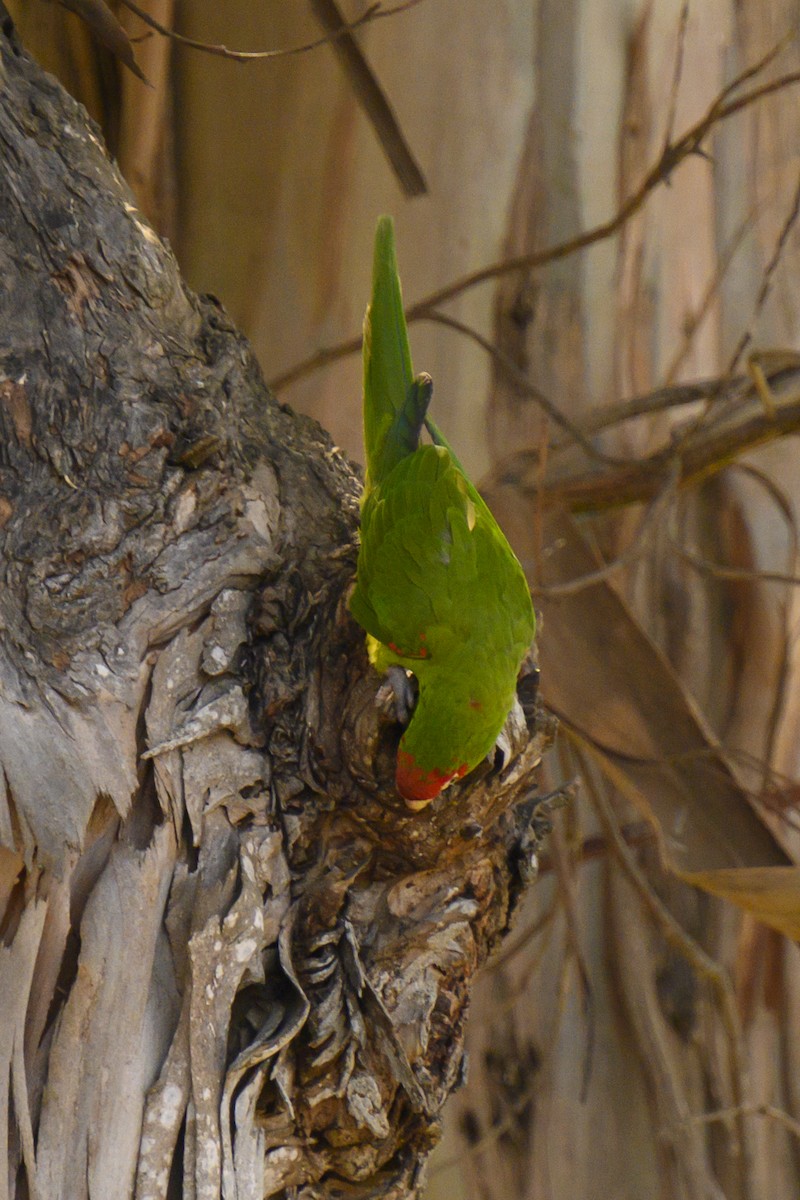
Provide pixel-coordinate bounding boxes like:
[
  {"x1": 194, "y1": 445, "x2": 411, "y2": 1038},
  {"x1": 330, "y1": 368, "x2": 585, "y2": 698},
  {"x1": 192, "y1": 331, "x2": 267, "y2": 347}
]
[
  {"x1": 376, "y1": 666, "x2": 418, "y2": 726},
  {"x1": 516, "y1": 652, "x2": 540, "y2": 733},
  {"x1": 493, "y1": 726, "x2": 512, "y2": 772},
  {"x1": 489, "y1": 696, "x2": 529, "y2": 774}
]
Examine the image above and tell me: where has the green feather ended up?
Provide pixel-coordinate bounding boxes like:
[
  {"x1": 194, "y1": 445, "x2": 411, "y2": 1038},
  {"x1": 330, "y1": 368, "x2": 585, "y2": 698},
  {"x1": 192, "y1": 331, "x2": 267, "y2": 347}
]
[
  {"x1": 350, "y1": 217, "x2": 535, "y2": 807},
  {"x1": 362, "y1": 217, "x2": 432, "y2": 488}
]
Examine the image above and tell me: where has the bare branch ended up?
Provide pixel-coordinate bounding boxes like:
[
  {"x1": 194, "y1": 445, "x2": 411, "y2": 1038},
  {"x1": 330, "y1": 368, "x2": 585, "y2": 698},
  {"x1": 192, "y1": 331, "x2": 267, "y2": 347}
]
[
  {"x1": 308, "y1": 0, "x2": 427, "y2": 196},
  {"x1": 116, "y1": 0, "x2": 426, "y2": 63},
  {"x1": 673, "y1": 544, "x2": 800, "y2": 587},
  {"x1": 727, "y1": 167, "x2": 800, "y2": 373},
  {"x1": 670, "y1": 461, "x2": 800, "y2": 588},
  {"x1": 558, "y1": 380, "x2": 723, "y2": 440},
  {"x1": 526, "y1": 467, "x2": 680, "y2": 597},
  {"x1": 429, "y1": 1079, "x2": 538, "y2": 1178},
  {"x1": 713, "y1": 27, "x2": 795, "y2": 107},
  {"x1": 56, "y1": 0, "x2": 147, "y2": 80},
  {"x1": 117, "y1": 0, "x2": 428, "y2": 195},
  {"x1": 662, "y1": 201, "x2": 762, "y2": 385},
  {"x1": 660, "y1": 0, "x2": 691, "y2": 154},
  {"x1": 413, "y1": 54, "x2": 800, "y2": 311},
  {"x1": 269, "y1": 34, "x2": 800, "y2": 392}
]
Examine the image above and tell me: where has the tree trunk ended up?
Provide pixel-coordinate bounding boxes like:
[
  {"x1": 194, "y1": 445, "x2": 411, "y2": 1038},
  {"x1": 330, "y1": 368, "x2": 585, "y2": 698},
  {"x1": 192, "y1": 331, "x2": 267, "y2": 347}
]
[{"x1": 0, "y1": 24, "x2": 545, "y2": 1200}]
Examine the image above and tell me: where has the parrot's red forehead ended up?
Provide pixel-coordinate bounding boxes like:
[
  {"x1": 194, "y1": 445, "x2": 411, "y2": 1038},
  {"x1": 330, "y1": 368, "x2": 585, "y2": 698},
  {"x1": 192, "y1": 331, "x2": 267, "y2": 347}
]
[{"x1": 396, "y1": 749, "x2": 469, "y2": 811}]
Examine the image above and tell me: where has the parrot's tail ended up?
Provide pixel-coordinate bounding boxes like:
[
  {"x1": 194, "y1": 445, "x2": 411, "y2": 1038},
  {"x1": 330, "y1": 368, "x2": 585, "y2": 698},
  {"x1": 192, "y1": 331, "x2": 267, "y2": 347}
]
[{"x1": 362, "y1": 216, "x2": 430, "y2": 488}]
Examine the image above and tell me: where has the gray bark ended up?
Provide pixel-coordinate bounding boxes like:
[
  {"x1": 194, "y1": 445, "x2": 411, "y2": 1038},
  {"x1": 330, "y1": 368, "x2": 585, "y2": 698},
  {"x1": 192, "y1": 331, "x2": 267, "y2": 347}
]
[{"x1": 0, "y1": 23, "x2": 545, "y2": 1200}]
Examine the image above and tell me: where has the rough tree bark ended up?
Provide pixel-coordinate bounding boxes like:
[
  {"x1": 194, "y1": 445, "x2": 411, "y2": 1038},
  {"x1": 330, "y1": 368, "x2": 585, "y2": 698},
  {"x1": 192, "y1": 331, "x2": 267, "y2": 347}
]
[{"x1": 0, "y1": 23, "x2": 546, "y2": 1200}]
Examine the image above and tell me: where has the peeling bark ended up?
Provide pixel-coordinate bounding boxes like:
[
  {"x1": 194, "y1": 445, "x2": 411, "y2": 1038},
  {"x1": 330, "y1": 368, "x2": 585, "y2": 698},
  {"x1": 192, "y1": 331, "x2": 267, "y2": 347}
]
[{"x1": 0, "y1": 25, "x2": 547, "y2": 1200}]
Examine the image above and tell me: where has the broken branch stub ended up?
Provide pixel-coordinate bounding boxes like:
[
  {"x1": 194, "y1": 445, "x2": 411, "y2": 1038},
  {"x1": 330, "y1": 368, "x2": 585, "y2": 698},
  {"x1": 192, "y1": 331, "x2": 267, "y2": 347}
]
[{"x1": 0, "y1": 27, "x2": 547, "y2": 1200}]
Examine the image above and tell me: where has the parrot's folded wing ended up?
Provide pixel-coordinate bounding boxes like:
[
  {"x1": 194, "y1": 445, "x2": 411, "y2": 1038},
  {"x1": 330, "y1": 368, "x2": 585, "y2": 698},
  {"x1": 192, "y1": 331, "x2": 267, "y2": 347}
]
[{"x1": 363, "y1": 217, "x2": 431, "y2": 488}]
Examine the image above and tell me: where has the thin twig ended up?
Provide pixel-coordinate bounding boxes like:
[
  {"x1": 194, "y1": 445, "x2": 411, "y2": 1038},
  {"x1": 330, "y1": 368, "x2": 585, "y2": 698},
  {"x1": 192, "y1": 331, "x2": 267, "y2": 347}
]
[
  {"x1": 672, "y1": 458, "x2": 800, "y2": 587},
  {"x1": 662, "y1": 201, "x2": 762, "y2": 386},
  {"x1": 675, "y1": 544, "x2": 800, "y2": 587},
  {"x1": 727, "y1": 167, "x2": 800, "y2": 373},
  {"x1": 269, "y1": 333, "x2": 363, "y2": 391},
  {"x1": 488, "y1": 819, "x2": 658, "y2": 953},
  {"x1": 496, "y1": 911, "x2": 559, "y2": 1013},
  {"x1": 422, "y1": 308, "x2": 622, "y2": 466},
  {"x1": 561, "y1": 380, "x2": 726, "y2": 441},
  {"x1": 714, "y1": 28, "x2": 795, "y2": 107},
  {"x1": 553, "y1": 738, "x2": 596, "y2": 1103},
  {"x1": 487, "y1": 901, "x2": 557, "y2": 973},
  {"x1": 525, "y1": 465, "x2": 679, "y2": 598},
  {"x1": 672, "y1": 461, "x2": 799, "y2": 795},
  {"x1": 656, "y1": 181, "x2": 800, "y2": 459},
  {"x1": 660, "y1": 1, "x2": 691, "y2": 154},
  {"x1": 723, "y1": 749, "x2": 800, "y2": 836},
  {"x1": 748, "y1": 459, "x2": 800, "y2": 790},
  {"x1": 116, "y1": 0, "x2": 426, "y2": 62},
  {"x1": 682, "y1": 1102, "x2": 800, "y2": 1142}
]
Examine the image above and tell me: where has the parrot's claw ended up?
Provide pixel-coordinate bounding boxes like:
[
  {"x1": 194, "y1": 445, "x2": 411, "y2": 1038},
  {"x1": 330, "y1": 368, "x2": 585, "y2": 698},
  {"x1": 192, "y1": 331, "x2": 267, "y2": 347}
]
[
  {"x1": 489, "y1": 697, "x2": 529, "y2": 773},
  {"x1": 493, "y1": 726, "x2": 512, "y2": 772},
  {"x1": 516, "y1": 656, "x2": 540, "y2": 732},
  {"x1": 376, "y1": 666, "x2": 418, "y2": 726}
]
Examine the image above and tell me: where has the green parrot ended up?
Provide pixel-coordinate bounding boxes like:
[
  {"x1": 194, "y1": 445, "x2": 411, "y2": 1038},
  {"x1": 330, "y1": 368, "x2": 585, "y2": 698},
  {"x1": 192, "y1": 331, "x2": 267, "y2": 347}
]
[{"x1": 349, "y1": 216, "x2": 536, "y2": 809}]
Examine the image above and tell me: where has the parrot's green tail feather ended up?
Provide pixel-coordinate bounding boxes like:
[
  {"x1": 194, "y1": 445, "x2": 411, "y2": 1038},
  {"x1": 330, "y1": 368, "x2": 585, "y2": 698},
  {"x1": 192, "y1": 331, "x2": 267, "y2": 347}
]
[{"x1": 363, "y1": 216, "x2": 430, "y2": 488}]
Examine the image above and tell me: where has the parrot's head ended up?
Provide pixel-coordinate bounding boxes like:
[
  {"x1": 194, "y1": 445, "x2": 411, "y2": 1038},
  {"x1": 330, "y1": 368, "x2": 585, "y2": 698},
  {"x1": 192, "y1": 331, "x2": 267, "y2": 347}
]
[
  {"x1": 393, "y1": 673, "x2": 516, "y2": 811},
  {"x1": 395, "y1": 747, "x2": 469, "y2": 810}
]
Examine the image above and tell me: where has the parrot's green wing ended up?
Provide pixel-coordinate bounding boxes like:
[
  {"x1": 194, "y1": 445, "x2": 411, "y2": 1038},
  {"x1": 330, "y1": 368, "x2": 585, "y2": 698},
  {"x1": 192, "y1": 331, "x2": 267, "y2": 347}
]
[
  {"x1": 350, "y1": 445, "x2": 472, "y2": 661},
  {"x1": 352, "y1": 439, "x2": 532, "y2": 677}
]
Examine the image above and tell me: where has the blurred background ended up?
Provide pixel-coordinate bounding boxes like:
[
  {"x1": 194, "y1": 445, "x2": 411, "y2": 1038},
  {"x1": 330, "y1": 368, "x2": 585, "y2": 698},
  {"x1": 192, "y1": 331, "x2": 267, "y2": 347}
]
[{"x1": 10, "y1": 1, "x2": 800, "y2": 1195}]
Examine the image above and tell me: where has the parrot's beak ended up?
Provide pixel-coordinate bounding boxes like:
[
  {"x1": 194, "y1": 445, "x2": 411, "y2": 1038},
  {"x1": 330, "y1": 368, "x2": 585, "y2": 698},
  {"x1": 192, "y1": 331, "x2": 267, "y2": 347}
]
[{"x1": 403, "y1": 795, "x2": 434, "y2": 812}]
